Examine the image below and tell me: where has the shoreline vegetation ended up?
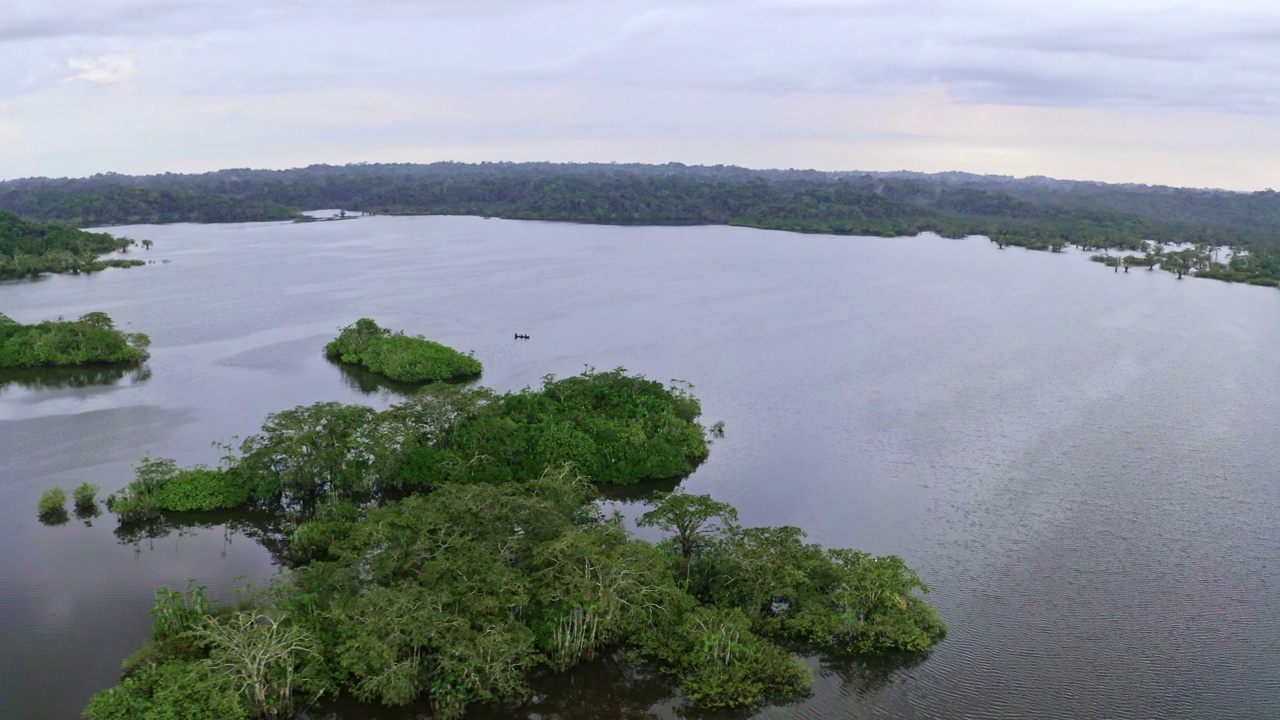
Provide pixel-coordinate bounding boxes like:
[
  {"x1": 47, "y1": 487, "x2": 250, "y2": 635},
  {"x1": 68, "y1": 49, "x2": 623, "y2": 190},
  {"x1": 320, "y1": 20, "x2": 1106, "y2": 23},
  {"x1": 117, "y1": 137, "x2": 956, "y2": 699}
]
[
  {"x1": 0, "y1": 311, "x2": 150, "y2": 368},
  {"x1": 0, "y1": 211, "x2": 147, "y2": 280},
  {"x1": 86, "y1": 368, "x2": 945, "y2": 719},
  {"x1": 324, "y1": 318, "x2": 483, "y2": 384},
  {"x1": 5, "y1": 162, "x2": 1280, "y2": 287}
]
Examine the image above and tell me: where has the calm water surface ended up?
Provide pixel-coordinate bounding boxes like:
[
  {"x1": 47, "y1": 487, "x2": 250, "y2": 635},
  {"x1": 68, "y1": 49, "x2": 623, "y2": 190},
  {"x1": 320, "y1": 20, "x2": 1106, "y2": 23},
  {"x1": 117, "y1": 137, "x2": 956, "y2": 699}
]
[{"x1": 1, "y1": 217, "x2": 1277, "y2": 719}]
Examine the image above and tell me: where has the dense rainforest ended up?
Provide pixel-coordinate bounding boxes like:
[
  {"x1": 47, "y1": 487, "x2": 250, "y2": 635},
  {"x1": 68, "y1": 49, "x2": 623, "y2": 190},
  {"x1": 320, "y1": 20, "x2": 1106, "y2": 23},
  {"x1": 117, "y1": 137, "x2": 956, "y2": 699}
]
[
  {"x1": 0, "y1": 211, "x2": 145, "y2": 279},
  {"x1": 0, "y1": 186, "x2": 298, "y2": 226},
  {"x1": 0, "y1": 311, "x2": 150, "y2": 368},
  {"x1": 8, "y1": 162, "x2": 1280, "y2": 283},
  {"x1": 85, "y1": 368, "x2": 945, "y2": 719}
]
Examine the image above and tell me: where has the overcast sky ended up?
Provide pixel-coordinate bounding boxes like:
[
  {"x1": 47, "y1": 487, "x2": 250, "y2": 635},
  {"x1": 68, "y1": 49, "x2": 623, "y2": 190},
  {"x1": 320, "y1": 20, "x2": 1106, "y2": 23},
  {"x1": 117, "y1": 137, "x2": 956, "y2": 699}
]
[{"x1": 3, "y1": 0, "x2": 1279, "y2": 188}]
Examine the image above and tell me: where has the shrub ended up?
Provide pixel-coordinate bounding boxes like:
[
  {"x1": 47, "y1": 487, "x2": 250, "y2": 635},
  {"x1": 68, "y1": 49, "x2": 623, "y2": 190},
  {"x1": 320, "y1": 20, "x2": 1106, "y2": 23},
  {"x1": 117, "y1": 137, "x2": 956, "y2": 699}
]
[
  {"x1": 73, "y1": 482, "x2": 100, "y2": 510},
  {"x1": 37, "y1": 486, "x2": 67, "y2": 518},
  {"x1": 637, "y1": 607, "x2": 810, "y2": 709},
  {"x1": 108, "y1": 457, "x2": 250, "y2": 523},
  {"x1": 83, "y1": 660, "x2": 249, "y2": 720},
  {"x1": 151, "y1": 467, "x2": 249, "y2": 512}
]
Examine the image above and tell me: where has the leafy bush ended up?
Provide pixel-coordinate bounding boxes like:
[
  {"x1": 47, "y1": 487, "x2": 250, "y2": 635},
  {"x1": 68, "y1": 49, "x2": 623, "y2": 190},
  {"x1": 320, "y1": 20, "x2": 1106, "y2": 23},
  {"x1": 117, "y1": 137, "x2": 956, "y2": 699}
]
[
  {"x1": 108, "y1": 457, "x2": 250, "y2": 523},
  {"x1": 37, "y1": 486, "x2": 67, "y2": 520},
  {"x1": 325, "y1": 318, "x2": 481, "y2": 383},
  {"x1": 636, "y1": 607, "x2": 810, "y2": 709},
  {"x1": 83, "y1": 660, "x2": 249, "y2": 720},
  {"x1": 151, "y1": 467, "x2": 250, "y2": 512},
  {"x1": 73, "y1": 482, "x2": 100, "y2": 510}
]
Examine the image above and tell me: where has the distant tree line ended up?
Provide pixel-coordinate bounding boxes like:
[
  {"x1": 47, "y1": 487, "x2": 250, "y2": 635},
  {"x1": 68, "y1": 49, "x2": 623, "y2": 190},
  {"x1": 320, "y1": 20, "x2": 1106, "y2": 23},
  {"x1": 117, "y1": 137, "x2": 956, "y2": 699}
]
[
  {"x1": 0, "y1": 187, "x2": 297, "y2": 226},
  {"x1": 7, "y1": 162, "x2": 1280, "y2": 285}
]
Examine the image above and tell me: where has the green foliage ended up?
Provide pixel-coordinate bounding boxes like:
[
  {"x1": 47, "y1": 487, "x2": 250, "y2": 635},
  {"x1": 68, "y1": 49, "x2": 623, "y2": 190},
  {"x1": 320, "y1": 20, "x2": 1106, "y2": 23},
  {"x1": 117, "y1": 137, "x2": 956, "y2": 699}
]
[
  {"x1": 38, "y1": 486, "x2": 67, "y2": 521},
  {"x1": 15, "y1": 163, "x2": 1280, "y2": 287},
  {"x1": 96, "y1": 471, "x2": 944, "y2": 717},
  {"x1": 88, "y1": 579, "x2": 331, "y2": 720},
  {"x1": 0, "y1": 187, "x2": 297, "y2": 227},
  {"x1": 324, "y1": 318, "x2": 482, "y2": 384},
  {"x1": 73, "y1": 482, "x2": 100, "y2": 511},
  {"x1": 638, "y1": 491, "x2": 738, "y2": 562},
  {"x1": 437, "y1": 369, "x2": 709, "y2": 486},
  {"x1": 83, "y1": 660, "x2": 250, "y2": 720},
  {"x1": 697, "y1": 526, "x2": 949, "y2": 654},
  {"x1": 108, "y1": 457, "x2": 250, "y2": 523},
  {"x1": 635, "y1": 606, "x2": 810, "y2": 709},
  {"x1": 0, "y1": 211, "x2": 147, "y2": 279},
  {"x1": 529, "y1": 518, "x2": 683, "y2": 670},
  {"x1": 151, "y1": 581, "x2": 216, "y2": 642},
  {"x1": 152, "y1": 468, "x2": 250, "y2": 512},
  {"x1": 0, "y1": 312, "x2": 150, "y2": 368},
  {"x1": 238, "y1": 402, "x2": 379, "y2": 514},
  {"x1": 91, "y1": 364, "x2": 943, "y2": 718},
  {"x1": 196, "y1": 611, "x2": 326, "y2": 719}
]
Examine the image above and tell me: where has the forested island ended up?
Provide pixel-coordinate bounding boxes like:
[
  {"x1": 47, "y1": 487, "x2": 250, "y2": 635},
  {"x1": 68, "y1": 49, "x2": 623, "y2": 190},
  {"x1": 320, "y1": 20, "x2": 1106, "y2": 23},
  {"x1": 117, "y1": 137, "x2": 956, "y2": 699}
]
[
  {"x1": 86, "y1": 368, "x2": 945, "y2": 719},
  {"x1": 0, "y1": 211, "x2": 146, "y2": 279},
  {"x1": 6, "y1": 162, "x2": 1280, "y2": 285},
  {"x1": 325, "y1": 318, "x2": 483, "y2": 384},
  {"x1": 0, "y1": 312, "x2": 150, "y2": 368}
]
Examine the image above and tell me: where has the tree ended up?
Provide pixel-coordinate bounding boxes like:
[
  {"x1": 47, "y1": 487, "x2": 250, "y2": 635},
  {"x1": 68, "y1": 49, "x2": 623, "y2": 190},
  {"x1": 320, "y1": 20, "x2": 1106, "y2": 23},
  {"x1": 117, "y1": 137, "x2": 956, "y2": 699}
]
[
  {"x1": 238, "y1": 402, "x2": 379, "y2": 515},
  {"x1": 142, "y1": 239, "x2": 154, "y2": 250},
  {"x1": 197, "y1": 611, "x2": 322, "y2": 719},
  {"x1": 79, "y1": 311, "x2": 115, "y2": 329},
  {"x1": 531, "y1": 519, "x2": 680, "y2": 669},
  {"x1": 637, "y1": 491, "x2": 738, "y2": 582},
  {"x1": 1163, "y1": 249, "x2": 1196, "y2": 279}
]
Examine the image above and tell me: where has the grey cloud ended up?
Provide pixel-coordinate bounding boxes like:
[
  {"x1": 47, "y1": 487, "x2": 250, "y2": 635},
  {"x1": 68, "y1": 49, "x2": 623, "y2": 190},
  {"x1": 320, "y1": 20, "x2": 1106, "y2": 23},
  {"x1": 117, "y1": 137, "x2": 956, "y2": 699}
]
[
  {"x1": 5, "y1": 0, "x2": 1280, "y2": 184},
  {"x1": 10, "y1": 0, "x2": 1280, "y2": 114}
]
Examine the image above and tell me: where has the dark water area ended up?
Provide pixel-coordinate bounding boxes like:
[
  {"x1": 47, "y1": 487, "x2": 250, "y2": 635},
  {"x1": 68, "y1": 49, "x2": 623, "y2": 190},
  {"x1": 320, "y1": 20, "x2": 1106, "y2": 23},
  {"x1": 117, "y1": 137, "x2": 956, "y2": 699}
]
[{"x1": 1, "y1": 216, "x2": 1278, "y2": 719}]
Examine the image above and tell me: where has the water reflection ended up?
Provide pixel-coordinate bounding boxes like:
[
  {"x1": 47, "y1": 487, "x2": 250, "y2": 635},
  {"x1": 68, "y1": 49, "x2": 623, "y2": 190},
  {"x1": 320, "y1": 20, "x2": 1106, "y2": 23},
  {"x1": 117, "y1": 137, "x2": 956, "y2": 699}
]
[
  {"x1": 328, "y1": 358, "x2": 424, "y2": 396},
  {"x1": 596, "y1": 476, "x2": 684, "y2": 504},
  {"x1": 304, "y1": 653, "x2": 679, "y2": 720},
  {"x1": 114, "y1": 509, "x2": 293, "y2": 564},
  {"x1": 302, "y1": 650, "x2": 924, "y2": 720},
  {"x1": 37, "y1": 508, "x2": 70, "y2": 527},
  {"x1": 328, "y1": 358, "x2": 480, "y2": 398},
  {"x1": 815, "y1": 650, "x2": 930, "y2": 700},
  {"x1": 74, "y1": 502, "x2": 102, "y2": 526},
  {"x1": 0, "y1": 363, "x2": 151, "y2": 391}
]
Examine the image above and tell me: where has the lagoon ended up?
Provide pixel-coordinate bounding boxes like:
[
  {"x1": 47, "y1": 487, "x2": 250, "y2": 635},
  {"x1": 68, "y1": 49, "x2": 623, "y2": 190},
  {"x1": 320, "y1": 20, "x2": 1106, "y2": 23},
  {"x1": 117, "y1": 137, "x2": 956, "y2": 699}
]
[{"x1": 1, "y1": 216, "x2": 1278, "y2": 719}]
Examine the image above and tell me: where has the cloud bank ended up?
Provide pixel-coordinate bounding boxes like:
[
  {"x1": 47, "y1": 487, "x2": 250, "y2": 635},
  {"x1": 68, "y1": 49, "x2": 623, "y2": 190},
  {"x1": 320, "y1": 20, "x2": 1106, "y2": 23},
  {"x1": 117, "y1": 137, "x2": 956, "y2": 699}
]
[{"x1": 2, "y1": 0, "x2": 1278, "y2": 188}]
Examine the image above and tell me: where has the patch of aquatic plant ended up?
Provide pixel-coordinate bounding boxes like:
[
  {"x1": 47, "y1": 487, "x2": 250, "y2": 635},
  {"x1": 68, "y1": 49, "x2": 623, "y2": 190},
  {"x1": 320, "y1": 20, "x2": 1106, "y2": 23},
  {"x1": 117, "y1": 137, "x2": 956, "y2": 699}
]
[
  {"x1": 73, "y1": 482, "x2": 100, "y2": 513},
  {"x1": 37, "y1": 486, "x2": 69, "y2": 525}
]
